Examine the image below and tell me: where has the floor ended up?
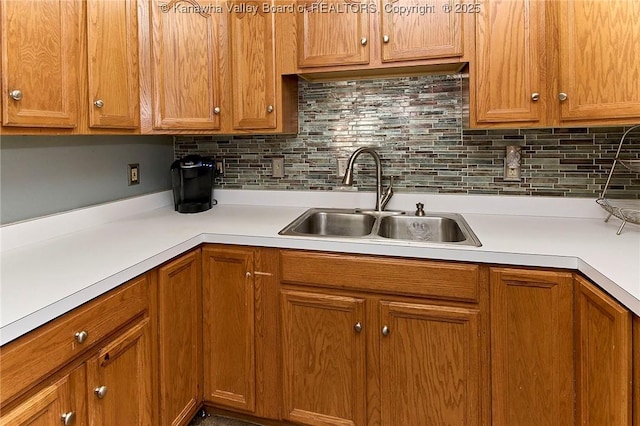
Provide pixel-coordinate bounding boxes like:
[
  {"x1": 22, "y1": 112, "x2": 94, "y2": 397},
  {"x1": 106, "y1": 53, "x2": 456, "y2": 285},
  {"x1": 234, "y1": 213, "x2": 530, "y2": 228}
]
[{"x1": 189, "y1": 412, "x2": 263, "y2": 426}]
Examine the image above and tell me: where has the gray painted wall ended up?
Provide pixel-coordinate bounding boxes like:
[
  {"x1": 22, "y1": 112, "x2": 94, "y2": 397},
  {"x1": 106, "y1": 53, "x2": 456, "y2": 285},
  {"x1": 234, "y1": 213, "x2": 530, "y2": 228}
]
[{"x1": 1, "y1": 135, "x2": 174, "y2": 224}]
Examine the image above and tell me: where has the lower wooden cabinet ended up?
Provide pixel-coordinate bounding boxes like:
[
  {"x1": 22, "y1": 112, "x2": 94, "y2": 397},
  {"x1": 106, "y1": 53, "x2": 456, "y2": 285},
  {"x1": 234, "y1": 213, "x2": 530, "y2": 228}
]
[
  {"x1": 281, "y1": 289, "x2": 366, "y2": 426},
  {"x1": 634, "y1": 315, "x2": 640, "y2": 426},
  {"x1": 280, "y1": 250, "x2": 488, "y2": 426},
  {"x1": 0, "y1": 371, "x2": 83, "y2": 426},
  {"x1": 4, "y1": 245, "x2": 640, "y2": 426},
  {"x1": 575, "y1": 274, "x2": 633, "y2": 425},
  {"x1": 86, "y1": 318, "x2": 152, "y2": 425},
  {"x1": 201, "y1": 245, "x2": 280, "y2": 420},
  {"x1": 379, "y1": 301, "x2": 481, "y2": 425},
  {"x1": 0, "y1": 274, "x2": 152, "y2": 425},
  {"x1": 156, "y1": 249, "x2": 203, "y2": 426},
  {"x1": 490, "y1": 267, "x2": 574, "y2": 426}
]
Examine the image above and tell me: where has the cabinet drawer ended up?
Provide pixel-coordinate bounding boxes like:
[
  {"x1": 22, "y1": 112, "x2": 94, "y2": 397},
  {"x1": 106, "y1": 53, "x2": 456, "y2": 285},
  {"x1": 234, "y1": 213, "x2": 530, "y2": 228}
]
[
  {"x1": 280, "y1": 250, "x2": 480, "y2": 303},
  {"x1": 0, "y1": 274, "x2": 149, "y2": 405}
]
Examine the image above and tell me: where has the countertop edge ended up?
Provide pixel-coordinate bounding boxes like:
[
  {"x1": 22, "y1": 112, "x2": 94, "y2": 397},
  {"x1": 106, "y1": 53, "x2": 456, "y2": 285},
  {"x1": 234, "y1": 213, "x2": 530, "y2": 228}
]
[{"x1": 2, "y1": 228, "x2": 637, "y2": 346}]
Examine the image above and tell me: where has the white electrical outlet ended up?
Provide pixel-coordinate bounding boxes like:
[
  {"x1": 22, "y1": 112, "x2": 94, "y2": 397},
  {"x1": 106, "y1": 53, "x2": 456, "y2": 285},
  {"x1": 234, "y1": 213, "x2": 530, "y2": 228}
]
[
  {"x1": 272, "y1": 157, "x2": 284, "y2": 178},
  {"x1": 128, "y1": 163, "x2": 140, "y2": 186},
  {"x1": 337, "y1": 158, "x2": 349, "y2": 178}
]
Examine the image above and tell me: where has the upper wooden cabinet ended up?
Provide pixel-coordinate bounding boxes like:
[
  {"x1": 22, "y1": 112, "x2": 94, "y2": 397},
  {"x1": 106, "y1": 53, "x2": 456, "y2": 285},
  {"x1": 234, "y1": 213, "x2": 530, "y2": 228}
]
[
  {"x1": 149, "y1": 0, "x2": 222, "y2": 130},
  {"x1": 380, "y1": 0, "x2": 463, "y2": 62},
  {"x1": 86, "y1": 0, "x2": 140, "y2": 129},
  {"x1": 297, "y1": 0, "x2": 370, "y2": 67},
  {"x1": 229, "y1": 1, "x2": 277, "y2": 130},
  {"x1": 296, "y1": 0, "x2": 470, "y2": 75},
  {"x1": 472, "y1": 0, "x2": 640, "y2": 128},
  {"x1": 557, "y1": 0, "x2": 640, "y2": 124},
  {"x1": 0, "y1": 0, "x2": 82, "y2": 130},
  {"x1": 473, "y1": 0, "x2": 546, "y2": 125}
]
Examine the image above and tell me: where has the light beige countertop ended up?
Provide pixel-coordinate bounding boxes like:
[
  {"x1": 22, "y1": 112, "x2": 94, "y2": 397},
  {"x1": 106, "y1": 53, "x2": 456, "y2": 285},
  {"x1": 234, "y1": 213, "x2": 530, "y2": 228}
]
[{"x1": 1, "y1": 189, "x2": 639, "y2": 345}]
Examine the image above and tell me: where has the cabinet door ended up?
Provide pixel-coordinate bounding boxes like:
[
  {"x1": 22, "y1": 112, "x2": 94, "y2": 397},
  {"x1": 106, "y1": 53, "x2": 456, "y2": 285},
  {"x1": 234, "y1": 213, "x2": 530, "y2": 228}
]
[
  {"x1": 86, "y1": 0, "x2": 139, "y2": 129},
  {"x1": 297, "y1": 0, "x2": 370, "y2": 67},
  {"x1": 281, "y1": 289, "x2": 366, "y2": 426},
  {"x1": 1, "y1": 0, "x2": 80, "y2": 128},
  {"x1": 490, "y1": 268, "x2": 574, "y2": 426},
  {"x1": 380, "y1": 0, "x2": 462, "y2": 62},
  {"x1": 558, "y1": 0, "x2": 640, "y2": 123},
  {"x1": 229, "y1": 1, "x2": 276, "y2": 130},
  {"x1": 474, "y1": 0, "x2": 546, "y2": 124},
  {"x1": 202, "y1": 246, "x2": 256, "y2": 412},
  {"x1": 86, "y1": 318, "x2": 152, "y2": 426},
  {"x1": 157, "y1": 250, "x2": 202, "y2": 426},
  {"x1": 150, "y1": 0, "x2": 222, "y2": 130},
  {"x1": 379, "y1": 301, "x2": 480, "y2": 425},
  {"x1": 575, "y1": 275, "x2": 632, "y2": 425},
  {"x1": 0, "y1": 375, "x2": 77, "y2": 426}
]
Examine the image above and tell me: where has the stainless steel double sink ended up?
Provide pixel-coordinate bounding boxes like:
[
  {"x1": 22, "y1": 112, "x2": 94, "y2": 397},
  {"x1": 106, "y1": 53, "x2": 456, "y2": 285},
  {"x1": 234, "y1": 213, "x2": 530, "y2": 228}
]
[{"x1": 279, "y1": 208, "x2": 482, "y2": 247}]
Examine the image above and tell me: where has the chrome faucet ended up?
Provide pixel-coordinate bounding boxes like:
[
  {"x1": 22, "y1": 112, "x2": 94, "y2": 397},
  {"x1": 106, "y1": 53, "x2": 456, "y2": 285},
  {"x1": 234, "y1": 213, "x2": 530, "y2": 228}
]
[{"x1": 342, "y1": 147, "x2": 394, "y2": 212}]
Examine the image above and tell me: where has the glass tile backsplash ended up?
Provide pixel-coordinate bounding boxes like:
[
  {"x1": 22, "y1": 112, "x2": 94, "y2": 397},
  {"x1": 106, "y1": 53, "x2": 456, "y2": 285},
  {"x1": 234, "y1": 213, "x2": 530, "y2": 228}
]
[{"x1": 174, "y1": 75, "x2": 640, "y2": 198}]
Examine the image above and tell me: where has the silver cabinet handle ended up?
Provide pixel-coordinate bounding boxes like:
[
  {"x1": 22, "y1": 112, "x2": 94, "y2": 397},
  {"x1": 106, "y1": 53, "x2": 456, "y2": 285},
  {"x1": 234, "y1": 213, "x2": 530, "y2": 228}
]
[
  {"x1": 75, "y1": 330, "x2": 88, "y2": 344},
  {"x1": 246, "y1": 271, "x2": 252, "y2": 278},
  {"x1": 213, "y1": 106, "x2": 221, "y2": 114},
  {"x1": 9, "y1": 89, "x2": 22, "y2": 101},
  {"x1": 354, "y1": 322, "x2": 362, "y2": 333},
  {"x1": 360, "y1": 37, "x2": 367, "y2": 46},
  {"x1": 558, "y1": 92, "x2": 568, "y2": 102},
  {"x1": 382, "y1": 34, "x2": 390, "y2": 43},
  {"x1": 61, "y1": 411, "x2": 76, "y2": 425},
  {"x1": 94, "y1": 99, "x2": 104, "y2": 108},
  {"x1": 531, "y1": 93, "x2": 540, "y2": 102},
  {"x1": 94, "y1": 385, "x2": 108, "y2": 399},
  {"x1": 267, "y1": 105, "x2": 274, "y2": 113},
  {"x1": 381, "y1": 325, "x2": 390, "y2": 336}
]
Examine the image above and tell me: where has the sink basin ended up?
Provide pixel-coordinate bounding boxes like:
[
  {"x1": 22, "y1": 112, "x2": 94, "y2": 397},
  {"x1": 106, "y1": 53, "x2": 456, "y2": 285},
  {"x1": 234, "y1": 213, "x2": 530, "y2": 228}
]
[
  {"x1": 279, "y1": 208, "x2": 482, "y2": 247},
  {"x1": 378, "y1": 215, "x2": 470, "y2": 243},
  {"x1": 281, "y1": 209, "x2": 376, "y2": 237}
]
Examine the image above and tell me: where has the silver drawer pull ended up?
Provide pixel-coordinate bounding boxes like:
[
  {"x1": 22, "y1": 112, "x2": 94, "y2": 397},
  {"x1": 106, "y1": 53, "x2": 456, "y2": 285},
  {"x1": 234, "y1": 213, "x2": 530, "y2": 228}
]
[
  {"x1": 94, "y1": 385, "x2": 108, "y2": 399},
  {"x1": 74, "y1": 330, "x2": 88, "y2": 344},
  {"x1": 61, "y1": 411, "x2": 76, "y2": 425}
]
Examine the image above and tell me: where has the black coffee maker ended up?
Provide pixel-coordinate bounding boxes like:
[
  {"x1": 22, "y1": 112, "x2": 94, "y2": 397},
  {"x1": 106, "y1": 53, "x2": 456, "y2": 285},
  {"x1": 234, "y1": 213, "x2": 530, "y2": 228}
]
[{"x1": 171, "y1": 155, "x2": 216, "y2": 213}]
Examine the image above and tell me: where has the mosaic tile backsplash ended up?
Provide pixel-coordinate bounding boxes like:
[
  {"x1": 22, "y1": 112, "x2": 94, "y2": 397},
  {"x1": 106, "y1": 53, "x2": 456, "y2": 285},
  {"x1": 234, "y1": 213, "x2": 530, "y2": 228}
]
[{"x1": 175, "y1": 75, "x2": 640, "y2": 198}]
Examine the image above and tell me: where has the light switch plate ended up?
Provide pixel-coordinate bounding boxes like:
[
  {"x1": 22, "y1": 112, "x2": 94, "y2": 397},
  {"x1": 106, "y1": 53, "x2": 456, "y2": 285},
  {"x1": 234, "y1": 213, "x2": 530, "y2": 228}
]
[
  {"x1": 337, "y1": 158, "x2": 348, "y2": 178},
  {"x1": 272, "y1": 157, "x2": 284, "y2": 178}
]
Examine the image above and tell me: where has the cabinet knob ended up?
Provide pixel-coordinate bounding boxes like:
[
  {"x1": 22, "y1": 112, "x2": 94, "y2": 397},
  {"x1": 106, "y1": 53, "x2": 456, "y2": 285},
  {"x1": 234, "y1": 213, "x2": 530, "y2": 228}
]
[
  {"x1": 267, "y1": 105, "x2": 274, "y2": 113},
  {"x1": 558, "y1": 92, "x2": 568, "y2": 102},
  {"x1": 213, "y1": 106, "x2": 221, "y2": 114},
  {"x1": 61, "y1": 411, "x2": 76, "y2": 425},
  {"x1": 93, "y1": 99, "x2": 104, "y2": 108},
  {"x1": 531, "y1": 92, "x2": 540, "y2": 102},
  {"x1": 354, "y1": 322, "x2": 362, "y2": 333},
  {"x1": 94, "y1": 385, "x2": 108, "y2": 399},
  {"x1": 381, "y1": 325, "x2": 390, "y2": 336},
  {"x1": 9, "y1": 89, "x2": 22, "y2": 101},
  {"x1": 360, "y1": 37, "x2": 367, "y2": 46},
  {"x1": 74, "y1": 330, "x2": 88, "y2": 344},
  {"x1": 246, "y1": 271, "x2": 252, "y2": 278},
  {"x1": 382, "y1": 34, "x2": 390, "y2": 43}
]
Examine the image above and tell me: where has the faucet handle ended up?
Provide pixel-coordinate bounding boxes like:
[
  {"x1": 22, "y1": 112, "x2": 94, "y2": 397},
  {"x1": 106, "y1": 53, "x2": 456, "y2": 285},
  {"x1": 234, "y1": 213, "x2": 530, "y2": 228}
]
[{"x1": 415, "y1": 202, "x2": 425, "y2": 216}]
